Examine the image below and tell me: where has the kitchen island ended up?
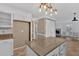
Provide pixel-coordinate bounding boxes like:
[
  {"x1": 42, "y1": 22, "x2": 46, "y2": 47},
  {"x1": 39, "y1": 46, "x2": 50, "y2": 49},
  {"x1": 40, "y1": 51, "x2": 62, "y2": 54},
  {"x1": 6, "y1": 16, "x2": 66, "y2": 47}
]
[{"x1": 26, "y1": 37, "x2": 67, "y2": 56}]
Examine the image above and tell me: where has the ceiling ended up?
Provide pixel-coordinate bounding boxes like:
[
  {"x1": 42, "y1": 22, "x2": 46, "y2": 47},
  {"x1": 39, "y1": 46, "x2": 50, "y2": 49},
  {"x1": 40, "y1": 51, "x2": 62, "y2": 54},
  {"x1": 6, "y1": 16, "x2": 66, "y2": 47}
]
[{"x1": 1, "y1": 3, "x2": 79, "y2": 22}]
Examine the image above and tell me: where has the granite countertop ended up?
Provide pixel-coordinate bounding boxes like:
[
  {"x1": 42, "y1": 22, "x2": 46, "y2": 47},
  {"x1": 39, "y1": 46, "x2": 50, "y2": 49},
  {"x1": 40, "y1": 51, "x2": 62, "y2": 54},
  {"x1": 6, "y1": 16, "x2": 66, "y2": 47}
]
[{"x1": 26, "y1": 37, "x2": 66, "y2": 56}]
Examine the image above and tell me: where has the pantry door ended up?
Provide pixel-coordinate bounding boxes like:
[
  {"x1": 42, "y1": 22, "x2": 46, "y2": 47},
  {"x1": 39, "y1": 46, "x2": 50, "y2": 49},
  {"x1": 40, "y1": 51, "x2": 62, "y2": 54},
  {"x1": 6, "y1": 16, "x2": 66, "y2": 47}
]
[{"x1": 13, "y1": 20, "x2": 30, "y2": 48}]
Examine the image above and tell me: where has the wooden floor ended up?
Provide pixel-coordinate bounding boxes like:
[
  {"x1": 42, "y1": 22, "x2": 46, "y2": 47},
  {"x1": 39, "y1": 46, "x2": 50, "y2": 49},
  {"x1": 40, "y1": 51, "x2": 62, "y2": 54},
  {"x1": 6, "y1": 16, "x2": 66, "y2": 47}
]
[
  {"x1": 13, "y1": 47, "x2": 27, "y2": 56},
  {"x1": 66, "y1": 38, "x2": 79, "y2": 56}
]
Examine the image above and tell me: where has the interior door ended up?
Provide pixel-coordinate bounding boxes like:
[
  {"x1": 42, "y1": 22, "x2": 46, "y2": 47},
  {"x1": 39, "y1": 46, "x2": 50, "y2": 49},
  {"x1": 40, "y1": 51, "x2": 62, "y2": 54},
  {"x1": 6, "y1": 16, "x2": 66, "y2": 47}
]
[{"x1": 13, "y1": 20, "x2": 30, "y2": 48}]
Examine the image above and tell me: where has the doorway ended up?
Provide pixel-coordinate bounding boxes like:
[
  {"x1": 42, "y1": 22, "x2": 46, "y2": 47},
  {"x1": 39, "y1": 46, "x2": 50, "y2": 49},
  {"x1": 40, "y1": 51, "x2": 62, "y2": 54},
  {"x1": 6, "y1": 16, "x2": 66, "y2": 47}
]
[{"x1": 13, "y1": 20, "x2": 30, "y2": 48}]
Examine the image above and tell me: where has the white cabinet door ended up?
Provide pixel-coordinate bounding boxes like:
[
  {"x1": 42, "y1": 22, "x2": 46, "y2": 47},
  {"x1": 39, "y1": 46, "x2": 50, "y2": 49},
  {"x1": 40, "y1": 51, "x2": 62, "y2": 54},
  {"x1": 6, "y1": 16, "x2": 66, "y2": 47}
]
[
  {"x1": 46, "y1": 20, "x2": 56, "y2": 37},
  {"x1": 46, "y1": 20, "x2": 50, "y2": 37},
  {"x1": 47, "y1": 42, "x2": 67, "y2": 56},
  {"x1": 0, "y1": 12, "x2": 11, "y2": 27},
  {"x1": 50, "y1": 21, "x2": 56, "y2": 37},
  {"x1": 0, "y1": 39, "x2": 13, "y2": 56},
  {"x1": 59, "y1": 42, "x2": 67, "y2": 56}
]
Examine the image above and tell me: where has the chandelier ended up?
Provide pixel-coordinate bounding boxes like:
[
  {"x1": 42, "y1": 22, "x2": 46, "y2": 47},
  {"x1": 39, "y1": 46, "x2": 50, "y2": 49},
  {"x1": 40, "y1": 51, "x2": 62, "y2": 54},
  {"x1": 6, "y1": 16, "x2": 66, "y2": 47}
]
[{"x1": 39, "y1": 3, "x2": 57, "y2": 16}]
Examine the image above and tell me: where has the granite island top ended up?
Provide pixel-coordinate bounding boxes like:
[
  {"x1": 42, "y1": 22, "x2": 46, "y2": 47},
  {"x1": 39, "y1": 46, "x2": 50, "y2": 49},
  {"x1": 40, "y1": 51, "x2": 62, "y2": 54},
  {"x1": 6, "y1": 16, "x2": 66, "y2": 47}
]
[{"x1": 26, "y1": 37, "x2": 66, "y2": 56}]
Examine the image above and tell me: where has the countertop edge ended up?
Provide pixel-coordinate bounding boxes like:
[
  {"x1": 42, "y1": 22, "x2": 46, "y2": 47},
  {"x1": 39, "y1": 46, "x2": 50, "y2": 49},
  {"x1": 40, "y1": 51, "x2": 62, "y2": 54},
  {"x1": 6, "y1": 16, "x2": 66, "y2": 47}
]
[{"x1": 26, "y1": 40, "x2": 66, "y2": 56}]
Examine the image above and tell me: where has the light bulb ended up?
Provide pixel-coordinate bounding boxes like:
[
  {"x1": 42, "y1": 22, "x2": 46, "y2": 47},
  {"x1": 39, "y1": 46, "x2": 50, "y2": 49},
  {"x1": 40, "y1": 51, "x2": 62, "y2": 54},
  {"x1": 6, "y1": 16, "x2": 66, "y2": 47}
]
[
  {"x1": 44, "y1": 5, "x2": 47, "y2": 9},
  {"x1": 54, "y1": 9, "x2": 57, "y2": 15},
  {"x1": 39, "y1": 8, "x2": 41, "y2": 12},
  {"x1": 45, "y1": 11, "x2": 47, "y2": 15},
  {"x1": 50, "y1": 13, "x2": 53, "y2": 16},
  {"x1": 55, "y1": 11, "x2": 57, "y2": 15},
  {"x1": 50, "y1": 9, "x2": 53, "y2": 12}
]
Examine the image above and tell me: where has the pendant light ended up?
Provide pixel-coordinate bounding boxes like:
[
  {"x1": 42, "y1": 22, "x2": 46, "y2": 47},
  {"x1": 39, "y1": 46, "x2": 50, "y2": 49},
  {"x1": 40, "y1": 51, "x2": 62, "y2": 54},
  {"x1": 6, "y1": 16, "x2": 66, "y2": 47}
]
[
  {"x1": 39, "y1": 3, "x2": 57, "y2": 15},
  {"x1": 72, "y1": 12, "x2": 78, "y2": 21}
]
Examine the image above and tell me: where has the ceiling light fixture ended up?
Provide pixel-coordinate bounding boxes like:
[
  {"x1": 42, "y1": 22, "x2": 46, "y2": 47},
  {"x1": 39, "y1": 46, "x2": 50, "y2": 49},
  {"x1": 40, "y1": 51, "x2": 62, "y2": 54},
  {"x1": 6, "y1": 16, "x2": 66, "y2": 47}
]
[
  {"x1": 72, "y1": 12, "x2": 78, "y2": 21},
  {"x1": 39, "y1": 8, "x2": 41, "y2": 12},
  {"x1": 45, "y1": 11, "x2": 48, "y2": 15},
  {"x1": 39, "y1": 3, "x2": 57, "y2": 16},
  {"x1": 50, "y1": 13, "x2": 53, "y2": 16}
]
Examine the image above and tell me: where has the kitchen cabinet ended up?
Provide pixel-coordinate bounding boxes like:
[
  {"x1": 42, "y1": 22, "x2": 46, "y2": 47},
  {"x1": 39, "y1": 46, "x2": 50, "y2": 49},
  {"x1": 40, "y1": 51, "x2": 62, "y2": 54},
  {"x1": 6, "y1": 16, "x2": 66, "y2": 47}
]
[
  {"x1": 27, "y1": 46, "x2": 37, "y2": 56},
  {"x1": 46, "y1": 19, "x2": 56, "y2": 37},
  {"x1": 0, "y1": 12, "x2": 12, "y2": 28},
  {"x1": 0, "y1": 12, "x2": 12, "y2": 34},
  {"x1": 37, "y1": 17, "x2": 56, "y2": 37},
  {"x1": 47, "y1": 47, "x2": 59, "y2": 56},
  {"x1": 46, "y1": 42, "x2": 67, "y2": 56},
  {"x1": 0, "y1": 39, "x2": 13, "y2": 56}
]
